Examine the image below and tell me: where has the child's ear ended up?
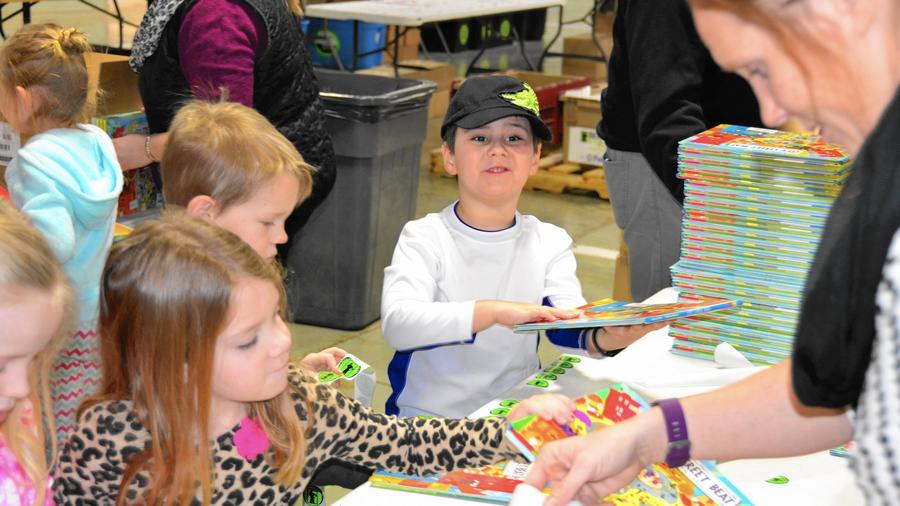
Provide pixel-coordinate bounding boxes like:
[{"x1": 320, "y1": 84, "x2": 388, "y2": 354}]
[
  {"x1": 186, "y1": 195, "x2": 220, "y2": 219},
  {"x1": 15, "y1": 86, "x2": 36, "y2": 116},
  {"x1": 529, "y1": 142, "x2": 542, "y2": 175},
  {"x1": 441, "y1": 141, "x2": 459, "y2": 176}
]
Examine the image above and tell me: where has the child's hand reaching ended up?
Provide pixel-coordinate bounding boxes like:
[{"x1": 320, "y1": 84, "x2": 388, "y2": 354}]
[
  {"x1": 590, "y1": 322, "x2": 667, "y2": 355},
  {"x1": 298, "y1": 347, "x2": 347, "y2": 374},
  {"x1": 506, "y1": 394, "x2": 575, "y2": 425},
  {"x1": 474, "y1": 300, "x2": 580, "y2": 332}
]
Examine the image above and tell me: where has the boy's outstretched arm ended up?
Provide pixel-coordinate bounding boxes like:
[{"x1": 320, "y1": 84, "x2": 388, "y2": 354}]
[{"x1": 473, "y1": 300, "x2": 579, "y2": 333}]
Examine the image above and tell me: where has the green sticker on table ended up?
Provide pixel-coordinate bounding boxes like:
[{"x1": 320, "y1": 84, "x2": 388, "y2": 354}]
[
  {"x1": 490, "y1": 407, "x2": 511, "y2": 416},
  {"x1": 545, "y1": 367, "x2": 567, "y2": 375},
  {"x1": 559, "y1": 356, "x2": 581, "y2": 363},
  {"x1": 766, "y1": 475, "x2": 790, "y2": 485},
  {"x1": 535, "y1": 373, "x2": 557, "y2": 381},
  {"x1": 556, "y1": 361, "x2": 574, "y2": 369},
  {"x1": 338, "y1": 356, "x2": 361, "y2": 379},
  {"x1": 526, "y1": 379, "x2": 550, "y2": 388},
  {"x1": 317, "y1": 371, "x2": 340, "y2": 383},
  {"x1": 499, "y1": 399, "x2": 519, "y2": 408},
  {"x1": 303, "y1": 485, "x2": 325, "y2": 506}
]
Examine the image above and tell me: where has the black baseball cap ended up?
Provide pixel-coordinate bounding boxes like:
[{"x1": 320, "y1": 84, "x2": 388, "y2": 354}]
[{"x1": 440, "y1": 75, "x2": 552, "y2": 142}]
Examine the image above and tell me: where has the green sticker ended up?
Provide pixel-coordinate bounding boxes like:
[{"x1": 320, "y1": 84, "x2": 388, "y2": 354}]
[
  {"x1": 499, "y1": 19, "x2": 511, "y2": 39},
  {"x1": 303, "y1": 485, "x2": 325, "y2": 505},
  {"x1": 526, "y1": 379, "x2": 549, "y2": 388},
  {"x1": 535, "y1": 373, "x2": 557, "y2": 381},
  {"x1": 312, "y1": 29, "x2": 340, "y2": 57},
  {"x1": 458, "y1": 24, "x2": 470, "y2": 46},
  {"x1": 559, "y1": 356, "x2": 582, "y2": 363},
  {"x1": 317, "y1": 371, "x2": 340, "y2": 383},
  {"x1": 338, "y1": 356, "x2": 361, "y2": 379},
  {"x1": 556, "y1": 361, "x2": 574, "y2": 369},
  {"x1": 490, "y1": 407, "x2": 511, "y2": 416},
  {"x1": 545, "y1": 367, "x2": 567, "y2": 375},
  {"x1": 499, "y1": 399, "x2": 519, "y2": 408},
  {"x1": 766, "y1": 475, "x2": 790, "y2": 485}
]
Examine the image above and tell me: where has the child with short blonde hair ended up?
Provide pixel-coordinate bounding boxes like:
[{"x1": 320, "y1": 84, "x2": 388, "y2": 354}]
[
  {"x1": 0, "y1": 200, "x2": 72, "y2": 505},
  {"x1": 161, "y1": 100, "x2": 312, "y2": 261},
  {"x1": 53, "y1": 211, "x2": 573, "y2": 504},
  {"x1": 0, "y1": 24, "x2": 122, "y2": 442}
]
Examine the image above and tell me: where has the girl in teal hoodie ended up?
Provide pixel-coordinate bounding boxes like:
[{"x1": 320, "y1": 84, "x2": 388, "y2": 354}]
[{"x1": 0, "y1": 24, "x2": 122, "y2": 443}]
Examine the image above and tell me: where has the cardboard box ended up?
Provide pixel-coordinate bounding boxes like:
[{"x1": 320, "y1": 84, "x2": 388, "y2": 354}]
[
  {"x1": 595, "y1": 12, "x2": 615, "y2": 38},
  {"x1": 357, "y1": 59, "x2": 456, "y2": 91},
  {"x1": 384, "y1": 27, "x2": 421, "y2": 63},
  {"x1": 561, "y1": 86, "x2": 606, "y2": 167},
  {"x1": 562, "y1": 33, "x2": 613, "y2": 83}
]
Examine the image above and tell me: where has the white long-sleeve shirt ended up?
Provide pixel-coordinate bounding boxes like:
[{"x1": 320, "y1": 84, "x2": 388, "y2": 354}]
[{"x1": 381, "y1": 202, "x2": 591, "y2": 417}]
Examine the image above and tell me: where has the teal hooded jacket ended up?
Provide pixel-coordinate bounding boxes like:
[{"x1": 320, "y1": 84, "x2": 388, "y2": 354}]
[{"x1": 6, "y1": 124, "x2": 123, "y2": 325}]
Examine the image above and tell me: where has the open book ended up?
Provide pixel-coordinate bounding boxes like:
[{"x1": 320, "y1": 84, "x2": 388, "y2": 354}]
[
  {"x1": 514, "y1": 296, "x2": 741, "y2": 332},
  {"x1": 369, "y1": 384, "x2": 752, "y2": 505}
]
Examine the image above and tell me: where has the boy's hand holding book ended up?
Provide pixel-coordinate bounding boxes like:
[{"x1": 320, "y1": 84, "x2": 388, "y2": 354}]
[{"x1": 473, "y1": 300, "x2": 580, "y2": 332}]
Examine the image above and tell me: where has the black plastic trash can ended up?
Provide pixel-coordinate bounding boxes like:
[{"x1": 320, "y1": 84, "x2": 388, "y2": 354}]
[{"x1": 286, "y1": 70, "x2": 436, "y2": 329}]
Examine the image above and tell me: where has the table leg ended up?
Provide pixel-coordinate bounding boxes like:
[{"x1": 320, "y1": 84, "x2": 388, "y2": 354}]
[{"x1": 538, "y1": 4, "x2": 564, "y2": 71}]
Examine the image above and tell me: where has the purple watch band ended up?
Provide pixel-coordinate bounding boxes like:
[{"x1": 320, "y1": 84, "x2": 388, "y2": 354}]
[{"x1": 652, "y1": 398, "x2": 691, "y2": 468}]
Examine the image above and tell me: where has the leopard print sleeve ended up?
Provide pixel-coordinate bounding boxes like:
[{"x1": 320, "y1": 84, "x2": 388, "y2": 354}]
[
  {"x1": 289, "y1": 371, "x2": 523, "y2": 482},
  {"x1": 52, "y1": 400, "x2": 144, "y2": 504}
]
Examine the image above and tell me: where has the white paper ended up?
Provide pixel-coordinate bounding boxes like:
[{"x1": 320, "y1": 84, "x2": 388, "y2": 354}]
[{"x1": 714, "y1": 342, "x2": 754, "y2": 368}]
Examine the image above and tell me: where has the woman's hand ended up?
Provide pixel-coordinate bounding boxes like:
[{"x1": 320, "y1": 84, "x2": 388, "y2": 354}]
[
  {"x1": 113, "y1": 134, "x2": 153, "y2": 171},
  {"x1": 298, "y1": 347, "x2": 347, "y2": 374},
  {"x1": 523, "y1": 408, "x2": 667, "y2": 505},
  {"x1": 506, "y1": 393, "x2": 575, "y2": 426}
]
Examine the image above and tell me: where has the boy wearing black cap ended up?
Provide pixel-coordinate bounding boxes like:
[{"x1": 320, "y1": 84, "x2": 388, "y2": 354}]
[{"x1": 381, "y1": 75, "x2": 657, "y2": 418}]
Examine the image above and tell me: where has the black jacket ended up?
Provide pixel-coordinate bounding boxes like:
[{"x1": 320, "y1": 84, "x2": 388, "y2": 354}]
[
  {"x1": 598, "y1": 0, "x2": 762, "y2": 202},
  {"x1": 138, "y1": 0, "x2": 336, "y2": 240}
]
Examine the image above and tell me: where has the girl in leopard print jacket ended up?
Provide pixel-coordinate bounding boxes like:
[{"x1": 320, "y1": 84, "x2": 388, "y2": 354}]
[{"x1": 52, "y1": 211, "x2": 574, "y2": 505}]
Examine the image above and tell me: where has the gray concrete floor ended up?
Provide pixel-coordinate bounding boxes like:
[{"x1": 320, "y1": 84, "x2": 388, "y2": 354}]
[{"x1": 20, "y1": 0, "x2": 612, "y2": 501}]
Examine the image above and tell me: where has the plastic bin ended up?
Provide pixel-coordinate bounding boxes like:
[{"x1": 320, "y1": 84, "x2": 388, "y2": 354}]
[
  {"x1": 307, "y1": 18, "x2": 386, "y2": 70},
  {"x1": 285, "y1": 70, "x2": 437, "y2": 329}
]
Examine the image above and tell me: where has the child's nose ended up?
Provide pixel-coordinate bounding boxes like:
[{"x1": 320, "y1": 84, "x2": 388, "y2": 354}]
[{"x1": 273, "y1": 226, "x2": 288, "y2": 245}]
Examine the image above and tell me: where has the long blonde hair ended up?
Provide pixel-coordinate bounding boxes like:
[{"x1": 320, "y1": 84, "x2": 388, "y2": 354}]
[
  {"x1": 0, "y1": 200, "x2": 72, "y2": 505},
  {"x1": 89, "y1": 211, "x2": 308, "y2": 505},
  {"x1": 0, "y1": 23, "x2": 92, "y2": 132},
  {"x1": 161, "y1": 100, "x2": 314, "y2": 211}
]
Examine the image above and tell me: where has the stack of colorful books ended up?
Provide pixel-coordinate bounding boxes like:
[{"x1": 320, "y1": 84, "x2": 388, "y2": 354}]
[{"x1": 670, "y1": 125, "x2": 852, "y2": 365}]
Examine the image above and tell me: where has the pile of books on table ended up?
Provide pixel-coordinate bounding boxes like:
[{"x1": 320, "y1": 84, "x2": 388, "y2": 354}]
[{"x1": 669, "y1": 124, "x2": 852, "y2": 365}]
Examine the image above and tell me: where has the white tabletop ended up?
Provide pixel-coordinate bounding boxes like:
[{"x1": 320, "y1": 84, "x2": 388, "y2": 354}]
[
  {"x1": 305, "y1": 0, "x2": 566, "y2": 27},
  {"x1": 335, "y1": 288, "x2": 863, "y2": 505}
]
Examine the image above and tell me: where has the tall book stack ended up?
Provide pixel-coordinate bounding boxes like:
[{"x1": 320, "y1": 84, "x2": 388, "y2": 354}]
[{"x1": 670, "y1": 124, "x2": 852, "y2": 365}]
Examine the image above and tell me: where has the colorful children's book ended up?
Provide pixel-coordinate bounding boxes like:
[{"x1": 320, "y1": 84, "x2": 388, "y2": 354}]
[
  {"x1": 370, "y1": 461, "x2": 541, "y2": 504},
  {"x1": 506, "y1": 384, "x2": 752, "y2": 506},
  {"x1": 513, "y1": 297, "x2": 741, "y2": 332}
]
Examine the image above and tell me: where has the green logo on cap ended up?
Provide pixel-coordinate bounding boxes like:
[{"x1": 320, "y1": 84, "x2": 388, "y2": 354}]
[{"x1": 501, "y1": 83, "x2": 540, "y2": 116}]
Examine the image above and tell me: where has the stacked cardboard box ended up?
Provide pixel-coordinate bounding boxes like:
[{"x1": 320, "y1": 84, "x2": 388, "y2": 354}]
[
  {"x1": 561, "y1": 85, "x2": 605, "y2": 168},
  {"x1": 562, "y1": 33, "x2": 613, "y2": 83}
]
